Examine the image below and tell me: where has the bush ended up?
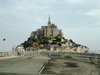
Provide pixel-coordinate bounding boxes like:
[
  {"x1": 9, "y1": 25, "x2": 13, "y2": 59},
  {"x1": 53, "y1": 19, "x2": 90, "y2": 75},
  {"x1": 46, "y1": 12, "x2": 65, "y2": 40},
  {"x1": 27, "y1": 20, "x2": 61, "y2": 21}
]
[{"x1": 64, "y1": 55, "x2": 73, "y2": 59}]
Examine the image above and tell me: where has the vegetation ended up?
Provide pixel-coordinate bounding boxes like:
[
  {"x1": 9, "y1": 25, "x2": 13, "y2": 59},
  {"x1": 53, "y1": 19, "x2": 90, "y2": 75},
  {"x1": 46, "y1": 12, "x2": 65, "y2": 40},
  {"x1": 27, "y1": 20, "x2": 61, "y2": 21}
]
[
  {"x1": 64, "y1": 55, "x2": 73, "y2": 59},
  {"x1": 21, "y1": 33, "x2": 88, "y2": 52},
  {"x1": 22, "y1": 34, "x2": 65, "y2": 49}
]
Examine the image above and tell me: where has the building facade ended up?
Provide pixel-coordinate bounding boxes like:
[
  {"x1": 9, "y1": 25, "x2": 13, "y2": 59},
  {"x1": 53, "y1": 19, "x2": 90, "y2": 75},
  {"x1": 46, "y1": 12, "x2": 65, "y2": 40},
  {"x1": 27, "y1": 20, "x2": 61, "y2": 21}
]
[{"x1": 30, "y1": 16, "x2": 63, "y2": 38}]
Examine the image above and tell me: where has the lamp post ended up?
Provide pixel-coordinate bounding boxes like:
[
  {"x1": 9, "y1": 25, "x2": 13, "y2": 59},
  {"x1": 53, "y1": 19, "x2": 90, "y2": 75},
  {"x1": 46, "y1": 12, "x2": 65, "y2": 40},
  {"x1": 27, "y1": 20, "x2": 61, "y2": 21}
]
[{"x1": 3, "y1": 38, "x2": 6, "y2": 51}]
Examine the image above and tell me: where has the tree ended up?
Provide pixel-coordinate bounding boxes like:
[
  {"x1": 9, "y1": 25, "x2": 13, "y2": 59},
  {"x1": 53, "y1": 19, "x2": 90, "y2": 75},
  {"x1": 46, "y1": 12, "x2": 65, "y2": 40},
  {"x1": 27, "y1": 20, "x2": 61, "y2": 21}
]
[
  {"x1": 22, "y1": 41, "x2": 30, "y2": 49},
  {"x1": 55, "y1": 35, "x2": 61, "y2": 42},
  {"x1": 69, "y1": 39, "x2": 74, "y2": 43}
]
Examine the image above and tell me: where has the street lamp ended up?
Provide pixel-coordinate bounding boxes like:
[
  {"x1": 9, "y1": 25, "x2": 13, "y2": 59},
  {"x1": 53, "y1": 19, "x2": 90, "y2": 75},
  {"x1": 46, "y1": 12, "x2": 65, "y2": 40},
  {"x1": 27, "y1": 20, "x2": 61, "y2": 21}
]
[{"x1": 3, "y1": 38, "x2": 6, "y2": 51}]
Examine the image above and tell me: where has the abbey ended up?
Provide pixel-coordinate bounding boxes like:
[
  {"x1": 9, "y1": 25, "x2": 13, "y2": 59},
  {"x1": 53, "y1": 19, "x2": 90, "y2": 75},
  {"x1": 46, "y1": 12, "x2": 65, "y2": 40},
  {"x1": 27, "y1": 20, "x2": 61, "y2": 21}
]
[
  {"x1": 15, "y1": 16, "x2": 89, "y2": 55},
  {"x1": 30, "y1": 16, "x2": 63, "y2": 38}
]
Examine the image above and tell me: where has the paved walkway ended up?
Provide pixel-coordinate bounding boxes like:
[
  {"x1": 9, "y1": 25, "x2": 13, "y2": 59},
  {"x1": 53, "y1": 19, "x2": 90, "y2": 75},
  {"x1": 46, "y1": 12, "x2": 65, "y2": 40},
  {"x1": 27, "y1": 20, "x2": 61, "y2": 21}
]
[{"x1": 0, "y1": 56, "x2": 50, "y2": 74}]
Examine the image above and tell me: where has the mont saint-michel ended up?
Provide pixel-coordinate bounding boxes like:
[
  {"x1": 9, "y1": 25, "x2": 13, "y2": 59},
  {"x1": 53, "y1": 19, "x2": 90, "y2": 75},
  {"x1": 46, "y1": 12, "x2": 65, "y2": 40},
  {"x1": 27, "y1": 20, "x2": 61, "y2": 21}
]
[
  {"x1": 1, "y1": 0, "x2": 100, "y2": 75},
  {"x1": 0, "y1": 17, "x2": 100, "y2": 75},
  {"x1": 16, "y1": 16, "x2": 89, "y2": 53}
]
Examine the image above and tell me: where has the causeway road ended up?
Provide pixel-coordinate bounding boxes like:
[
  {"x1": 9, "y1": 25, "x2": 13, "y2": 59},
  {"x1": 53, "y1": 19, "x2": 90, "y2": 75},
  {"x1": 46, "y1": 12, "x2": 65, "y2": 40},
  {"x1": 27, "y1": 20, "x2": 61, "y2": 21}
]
[{"x1": 0, "y1": 56, "x2": 50, "y2": 75}]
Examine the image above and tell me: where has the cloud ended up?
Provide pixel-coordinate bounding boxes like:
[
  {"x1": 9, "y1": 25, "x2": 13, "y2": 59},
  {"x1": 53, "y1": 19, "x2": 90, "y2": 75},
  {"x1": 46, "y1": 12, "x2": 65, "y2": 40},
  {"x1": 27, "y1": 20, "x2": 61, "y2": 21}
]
[
  {"x1": 85, "y1": 9, "x2": 100, "y2": 18},
  {"x1": 86, "y1": 9, "x2": 100, "y2": 16},
  {"x1": 84, "y1": 0, "x2": 100, "y2": 18},
  {"x1": 65, "y1": 0, "x2": 92, "y2": 4}
]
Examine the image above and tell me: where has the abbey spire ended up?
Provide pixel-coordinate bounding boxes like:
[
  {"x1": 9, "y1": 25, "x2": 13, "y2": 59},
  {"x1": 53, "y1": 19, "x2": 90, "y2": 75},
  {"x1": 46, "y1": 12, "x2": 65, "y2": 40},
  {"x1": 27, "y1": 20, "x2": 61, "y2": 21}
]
[{"x1": 48, "y1": 15, "x2": 51, "y2": 24}]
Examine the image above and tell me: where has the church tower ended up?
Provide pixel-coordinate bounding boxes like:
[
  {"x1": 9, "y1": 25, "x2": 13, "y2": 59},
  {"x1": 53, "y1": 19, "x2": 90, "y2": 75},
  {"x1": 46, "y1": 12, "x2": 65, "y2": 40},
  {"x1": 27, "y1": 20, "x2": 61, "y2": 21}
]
[{"x1": 48, "y1": 15, "x2": 51, "y2": 25}]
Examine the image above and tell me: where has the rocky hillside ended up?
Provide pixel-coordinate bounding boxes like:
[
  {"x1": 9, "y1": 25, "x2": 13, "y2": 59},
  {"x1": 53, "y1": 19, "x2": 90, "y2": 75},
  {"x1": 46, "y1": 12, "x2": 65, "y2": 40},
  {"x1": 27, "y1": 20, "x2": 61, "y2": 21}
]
[{"x1": 21, "y1": 34, "x2": 89, "y2": 53}]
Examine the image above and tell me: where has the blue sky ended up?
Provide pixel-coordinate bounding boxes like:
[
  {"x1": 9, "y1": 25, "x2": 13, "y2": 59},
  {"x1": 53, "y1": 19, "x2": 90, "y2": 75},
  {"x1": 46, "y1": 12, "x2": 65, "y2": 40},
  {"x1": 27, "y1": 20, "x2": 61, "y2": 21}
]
[{"x1": 0, "y1": 0, "x2": 100, "y2": 53}]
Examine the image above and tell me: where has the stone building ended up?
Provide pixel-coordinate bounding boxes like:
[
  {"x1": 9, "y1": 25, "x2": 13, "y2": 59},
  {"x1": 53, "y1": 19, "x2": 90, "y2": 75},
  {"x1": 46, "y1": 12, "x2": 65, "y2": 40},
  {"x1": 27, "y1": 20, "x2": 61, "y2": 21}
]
[{"x1": 30, "y1": 16, "x2": 63, "y2": 38}]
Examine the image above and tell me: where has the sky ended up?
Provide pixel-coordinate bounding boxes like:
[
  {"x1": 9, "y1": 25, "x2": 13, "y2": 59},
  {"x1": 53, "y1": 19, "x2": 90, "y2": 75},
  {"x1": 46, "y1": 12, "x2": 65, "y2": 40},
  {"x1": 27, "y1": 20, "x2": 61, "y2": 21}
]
[{"x1": 0, "y1": 0, "x2": 100, "y2": 53}]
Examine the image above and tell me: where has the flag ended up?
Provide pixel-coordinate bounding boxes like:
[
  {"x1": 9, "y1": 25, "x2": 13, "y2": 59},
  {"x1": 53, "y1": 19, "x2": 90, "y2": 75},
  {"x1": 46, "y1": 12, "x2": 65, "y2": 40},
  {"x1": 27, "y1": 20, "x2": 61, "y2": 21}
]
[{"x1": 3, "y1": 38, "x2": 6, "y2": 41}]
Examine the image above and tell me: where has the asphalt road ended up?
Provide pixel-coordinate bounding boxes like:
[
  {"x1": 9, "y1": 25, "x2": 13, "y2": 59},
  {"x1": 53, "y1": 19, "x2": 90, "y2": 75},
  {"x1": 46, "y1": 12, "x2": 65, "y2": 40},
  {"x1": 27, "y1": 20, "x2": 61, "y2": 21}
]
[
  {"x1": 0, "y1": 56, "x2": 50, "y2": 75},
  {"x1": 42, "y1": 58, "x2": 100, "y2": 75},
  {"x1": 0, "y1": 55, "x2": 100, "y2": 75}
]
